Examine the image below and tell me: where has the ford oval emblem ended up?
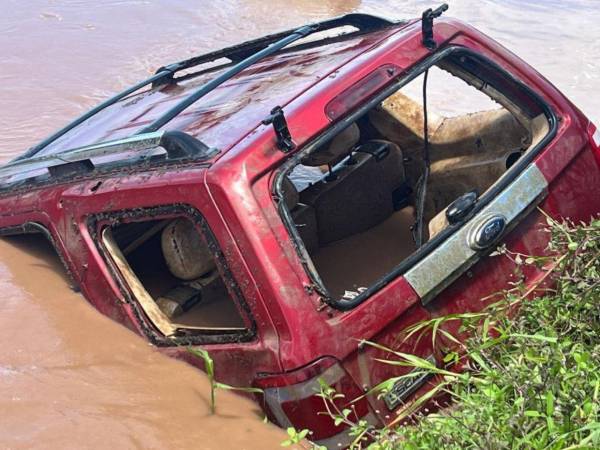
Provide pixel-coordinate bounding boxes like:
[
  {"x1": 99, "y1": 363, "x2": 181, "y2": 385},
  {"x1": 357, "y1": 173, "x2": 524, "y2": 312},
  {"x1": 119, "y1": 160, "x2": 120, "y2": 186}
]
[{"x1": 468, "y1": 214, "x2": 507, "y2": 250}]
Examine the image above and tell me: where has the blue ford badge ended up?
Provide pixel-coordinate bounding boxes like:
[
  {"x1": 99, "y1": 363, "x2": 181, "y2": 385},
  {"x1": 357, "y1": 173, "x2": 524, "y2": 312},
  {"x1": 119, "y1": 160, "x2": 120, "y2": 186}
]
[{"x1": 469, "y1": 214, "x2": 507, "y2": 250}]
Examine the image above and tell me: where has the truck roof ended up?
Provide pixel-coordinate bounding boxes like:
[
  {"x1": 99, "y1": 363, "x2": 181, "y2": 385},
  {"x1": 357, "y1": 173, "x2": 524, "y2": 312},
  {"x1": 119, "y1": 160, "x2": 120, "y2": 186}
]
[
  {"x1": 46, "y1": 33, "x2": 394, "y2": 156},
  {"x1": 29, "y1": 16, "x2": 408, "y2": 159},
  {"x1": 0, "y1": 14, "x2": 418, "y2": 189}
]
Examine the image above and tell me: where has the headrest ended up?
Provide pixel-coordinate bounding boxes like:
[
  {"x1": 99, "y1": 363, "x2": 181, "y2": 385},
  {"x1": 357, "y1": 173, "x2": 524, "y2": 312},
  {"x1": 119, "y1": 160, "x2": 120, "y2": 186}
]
[
  {"x1": 301, "y1": 123, "x2": 360, "y2": 167},
  {"x1": 162, "y1": 219, "x2": 216, "y2": 280},
  {"x1": 281, "y1": 176, "x2": 299, "y2": 210}
]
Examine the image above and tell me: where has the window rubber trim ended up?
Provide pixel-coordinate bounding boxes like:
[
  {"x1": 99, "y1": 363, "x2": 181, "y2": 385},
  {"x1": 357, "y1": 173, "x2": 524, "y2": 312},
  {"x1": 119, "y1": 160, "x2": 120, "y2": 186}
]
[{"x1": 273, "y1": 45, "x2": 558, "y2": 311}]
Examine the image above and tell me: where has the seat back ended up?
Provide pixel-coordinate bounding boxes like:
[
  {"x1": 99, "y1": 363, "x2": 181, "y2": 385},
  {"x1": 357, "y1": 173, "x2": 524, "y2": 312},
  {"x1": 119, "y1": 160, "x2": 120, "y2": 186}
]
[
  {"x1": 162, "y1": 219, "x2": 215, "y2": 280},
  {"x1": 301, "y1": 123, "x2": 360, "y2": 167},
  {"x1": 300, "y1": 140, "x2": 405, "y2": 245},
  {"x1": 281, "y1": 176, "x2": 319, "y2": 254}
]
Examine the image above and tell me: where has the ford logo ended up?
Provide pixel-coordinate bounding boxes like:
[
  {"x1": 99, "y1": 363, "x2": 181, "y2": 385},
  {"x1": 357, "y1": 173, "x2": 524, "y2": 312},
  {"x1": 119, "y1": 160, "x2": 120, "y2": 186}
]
[{"x1": 468, "y1": 214, "x2": 507, "y2": 250}]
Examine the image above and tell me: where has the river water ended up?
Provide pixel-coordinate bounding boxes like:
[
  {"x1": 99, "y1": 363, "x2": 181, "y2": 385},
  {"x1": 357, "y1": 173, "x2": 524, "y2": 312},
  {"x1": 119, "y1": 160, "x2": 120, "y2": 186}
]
[{"x1": 1, "y1": 1, "x2": 599, "y2": 448}]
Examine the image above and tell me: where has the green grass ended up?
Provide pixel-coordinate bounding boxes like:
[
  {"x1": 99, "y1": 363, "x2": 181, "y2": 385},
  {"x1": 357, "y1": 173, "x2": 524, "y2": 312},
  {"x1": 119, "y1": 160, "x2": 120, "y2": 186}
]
[
  {"x1": 187, "y1": 347, "x2": 263, "y2": 414},
  {"x1": 302, "y1": 216, "x2": 600, "y2": 449}
]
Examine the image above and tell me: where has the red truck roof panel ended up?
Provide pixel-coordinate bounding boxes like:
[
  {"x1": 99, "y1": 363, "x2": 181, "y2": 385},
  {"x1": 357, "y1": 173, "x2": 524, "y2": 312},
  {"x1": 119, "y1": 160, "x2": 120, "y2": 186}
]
[{"x1": 35, "y1": 29, "x2": 400, "y2": 158}]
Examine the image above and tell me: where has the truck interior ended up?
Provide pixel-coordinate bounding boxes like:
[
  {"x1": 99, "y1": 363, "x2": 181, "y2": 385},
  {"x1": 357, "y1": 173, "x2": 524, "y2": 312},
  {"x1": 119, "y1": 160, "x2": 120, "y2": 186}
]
[
  {"x1": 102, "y1": 216, "x2": 248, "y2": 337},
  {"x1": 278, "y1": 51, "x2": 551, "y2": 300}
]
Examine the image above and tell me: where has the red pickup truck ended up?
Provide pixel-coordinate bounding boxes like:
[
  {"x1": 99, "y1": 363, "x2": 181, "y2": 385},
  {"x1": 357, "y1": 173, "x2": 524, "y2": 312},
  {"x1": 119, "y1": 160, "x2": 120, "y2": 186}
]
[{"x1": 1, "y1": 8, "x2": 599, "y2": 447}]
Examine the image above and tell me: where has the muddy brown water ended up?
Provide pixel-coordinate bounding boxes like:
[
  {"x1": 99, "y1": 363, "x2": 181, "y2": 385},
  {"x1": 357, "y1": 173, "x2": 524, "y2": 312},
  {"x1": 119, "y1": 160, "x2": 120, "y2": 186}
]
[
  {"x1": 1, "y1": 1, "x2": 599, "y2": 448},
  {"x1": 0, "y1": 235, "x2": 288, "y2": 449}
]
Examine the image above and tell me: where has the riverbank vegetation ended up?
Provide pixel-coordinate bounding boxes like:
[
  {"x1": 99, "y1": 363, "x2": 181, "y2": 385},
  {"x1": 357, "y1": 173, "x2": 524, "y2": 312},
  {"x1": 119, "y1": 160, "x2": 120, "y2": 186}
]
[{"x1": 308, "y1": 215, "x2": 599, "y2": 449}]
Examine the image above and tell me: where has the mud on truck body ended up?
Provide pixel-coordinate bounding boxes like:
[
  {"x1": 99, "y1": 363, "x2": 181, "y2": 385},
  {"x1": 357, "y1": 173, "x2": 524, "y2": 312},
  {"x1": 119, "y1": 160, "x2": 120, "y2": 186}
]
[{"x1": 1, "y1": 7, "x2": 599, "y2": 448}]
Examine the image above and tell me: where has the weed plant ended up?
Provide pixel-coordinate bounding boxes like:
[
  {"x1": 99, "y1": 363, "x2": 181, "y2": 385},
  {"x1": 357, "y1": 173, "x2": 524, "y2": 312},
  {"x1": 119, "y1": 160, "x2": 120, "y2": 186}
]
[{"x1": 300, "y1": 216, "x2": 599, "y2": 449}]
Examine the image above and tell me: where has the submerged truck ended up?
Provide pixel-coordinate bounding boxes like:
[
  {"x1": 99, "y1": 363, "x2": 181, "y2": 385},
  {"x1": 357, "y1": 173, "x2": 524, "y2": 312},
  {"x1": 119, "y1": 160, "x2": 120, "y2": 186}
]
[{"x1": 1, "y1": 6, "x2": 599, "y2": 447}]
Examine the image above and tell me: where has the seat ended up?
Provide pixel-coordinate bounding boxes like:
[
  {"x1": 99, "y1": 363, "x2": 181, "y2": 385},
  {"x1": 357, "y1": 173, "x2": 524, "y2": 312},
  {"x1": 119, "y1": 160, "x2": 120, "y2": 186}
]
[
  {"x1": 428, "y1": 208, "x2": 449, "y2": 240},
  {"x1": 158, "y1": 218, "x2": 218, "y2": 318},
  {"x1": 281, "y1": 176, "x2": 319, "y2": 254},
  {"x1": 300, "y1": 140, "x2": 406, "y2": 245},
  {"x1": 301, "y1": 123, "x2": 360, "y2": 167},
  {"x1": 162, "y1": 218, "x2": 215, "y2": 280}
]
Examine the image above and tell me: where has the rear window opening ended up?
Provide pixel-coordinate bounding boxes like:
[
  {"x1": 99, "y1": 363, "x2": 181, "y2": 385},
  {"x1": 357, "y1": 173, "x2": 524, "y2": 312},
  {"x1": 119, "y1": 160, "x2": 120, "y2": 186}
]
[
  {"x1": 102, "y1": 216, "x2": 248, "y2": 337},
  {"x1": 277, "y1": 50, "x2": 552, "y2": 301}
]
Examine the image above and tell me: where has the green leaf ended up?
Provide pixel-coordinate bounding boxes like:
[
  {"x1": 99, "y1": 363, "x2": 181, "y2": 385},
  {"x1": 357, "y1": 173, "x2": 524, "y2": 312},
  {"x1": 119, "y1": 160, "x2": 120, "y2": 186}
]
[
  {"x1": 443, "y1": 351, "x2": 458, "y2": 363},
  {"x1": 214, "y1": 382, "x2": 263, "y2": 394},
  {"x1": 546, "y1": 391, "x2": 555, "y2": 417},
  {"x1": 297, "y1": 429, "x2": 309, "y2": 440},
  {"x1": 511, "y1": 333, "x2": 558, "y2": 343},
  {"x1": 187, "y1": 347, "x2": 214, "y2": 379}
]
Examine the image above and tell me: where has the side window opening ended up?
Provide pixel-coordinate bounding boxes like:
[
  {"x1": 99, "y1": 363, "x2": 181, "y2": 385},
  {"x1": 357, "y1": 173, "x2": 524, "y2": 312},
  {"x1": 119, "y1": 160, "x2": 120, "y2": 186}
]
[
  {"x1": 280, "y1": 51, "x2": 551, "y2": 301},
  {"x1": 102, "y1": 215, "x2": 248, "y2": 337}
]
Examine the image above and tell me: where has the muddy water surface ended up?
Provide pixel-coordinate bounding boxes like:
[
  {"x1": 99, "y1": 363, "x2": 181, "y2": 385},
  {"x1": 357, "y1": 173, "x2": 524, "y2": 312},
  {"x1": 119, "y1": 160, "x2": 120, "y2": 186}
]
[
  {"x1": 1, "y1": 0, "x2": 600, "y2": 448},
  {"x1": 0, "y1": 235, "x2": 289, "y2": 449}
]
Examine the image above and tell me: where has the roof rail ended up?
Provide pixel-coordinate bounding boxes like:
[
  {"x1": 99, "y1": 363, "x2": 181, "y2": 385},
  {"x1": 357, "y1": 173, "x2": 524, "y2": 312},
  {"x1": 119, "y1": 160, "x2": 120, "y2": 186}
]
[
  {"x1": 0, "y1": 131, "x2": 217, "y2": 185},
  {"x1": 139, "y1": 25, "x2": 316, "y2": 133},
  {"x1": 15, "y1": 71, "x2": 177, "y2": 162},
  {"x1": 16, "y1": 13, "x2": 397, "y2": 162},
  {"x1": 139, "y1": 14, "x2": 398, "y2": 133},
  {"x1": 152, "y1": 13, "x2": 397, "y2": 86}
]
